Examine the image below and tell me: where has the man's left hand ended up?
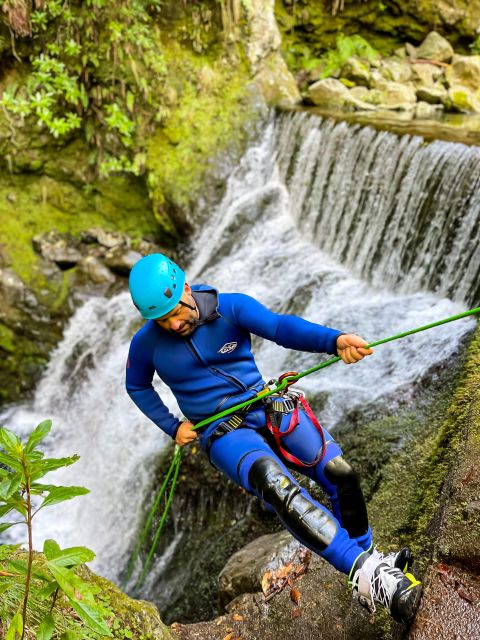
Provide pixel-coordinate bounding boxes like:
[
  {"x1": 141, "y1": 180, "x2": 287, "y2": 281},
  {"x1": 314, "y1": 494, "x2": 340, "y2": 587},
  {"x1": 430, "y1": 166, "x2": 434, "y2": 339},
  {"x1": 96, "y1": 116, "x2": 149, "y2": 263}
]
[{"x1": 336, "y1": 334, "x2": 373, "y2": 364}]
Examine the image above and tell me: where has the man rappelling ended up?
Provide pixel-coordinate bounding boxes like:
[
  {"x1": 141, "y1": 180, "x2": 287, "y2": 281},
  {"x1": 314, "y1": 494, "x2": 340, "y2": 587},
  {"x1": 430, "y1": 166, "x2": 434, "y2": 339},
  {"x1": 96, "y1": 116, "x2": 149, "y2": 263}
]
[{"x1": 125, "y1": 253, "x2": 422, "y2": 624}]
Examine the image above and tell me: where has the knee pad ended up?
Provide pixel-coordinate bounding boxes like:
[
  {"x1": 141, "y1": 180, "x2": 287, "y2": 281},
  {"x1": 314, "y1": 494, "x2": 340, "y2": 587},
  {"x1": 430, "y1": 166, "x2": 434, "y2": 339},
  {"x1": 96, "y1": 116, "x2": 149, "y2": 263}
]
[
  {"x1": 324, "y1": 456, "x2": 368, "y2": 537},
  {"x1": 324, "y1": 456, "x2": 361, "y2": 490},
  {"x1": 248, "y1": 456, "x2": 337, "y2": 550}
]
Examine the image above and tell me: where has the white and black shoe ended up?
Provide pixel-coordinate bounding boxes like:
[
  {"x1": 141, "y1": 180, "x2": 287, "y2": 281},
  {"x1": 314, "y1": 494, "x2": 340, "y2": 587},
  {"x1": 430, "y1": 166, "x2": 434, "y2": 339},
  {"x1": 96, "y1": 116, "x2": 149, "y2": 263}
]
[{"x1": 350, "y1": 549, "x2": 422, "y2": 624}]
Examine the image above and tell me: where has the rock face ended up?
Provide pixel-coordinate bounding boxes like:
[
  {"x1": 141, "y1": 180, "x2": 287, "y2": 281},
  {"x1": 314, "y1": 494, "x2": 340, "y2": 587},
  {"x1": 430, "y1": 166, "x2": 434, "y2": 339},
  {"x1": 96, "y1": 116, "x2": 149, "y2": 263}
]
[
  {"x1": 415, "y1": 31, "x2": 454, "y2": 62},
  {"x1": 299, "y1": 30, "x2": 480, "y2": 115},
  {"x1": 446, "y1": 55, "x2": 480, "y2": 91},
  {"x1": 218, "y1": 530, "x2": 308, "y2": 606}
]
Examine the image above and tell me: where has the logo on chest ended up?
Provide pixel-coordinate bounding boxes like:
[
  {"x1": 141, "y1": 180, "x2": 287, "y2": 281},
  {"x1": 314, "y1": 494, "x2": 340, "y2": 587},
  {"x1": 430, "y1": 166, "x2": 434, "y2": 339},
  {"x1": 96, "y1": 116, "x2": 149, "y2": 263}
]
[{"x1": 218, "y1": 341, "x2": 238, "y2": 354}]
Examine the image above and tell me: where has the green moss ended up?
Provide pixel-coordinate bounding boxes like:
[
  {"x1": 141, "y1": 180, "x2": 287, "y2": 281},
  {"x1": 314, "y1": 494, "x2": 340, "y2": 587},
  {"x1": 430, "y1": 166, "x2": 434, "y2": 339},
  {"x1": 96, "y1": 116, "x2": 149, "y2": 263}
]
[
  {"x1": 352, "y1": 324, "x2": 480, "y2": 575},
  {"x1": 146, "y1": 41, "x2": 257, "y2": 218},
  {"x1": 0, "y1": 170, "x2": 158, "y2": 290},
  {"x1": 0, "y1": 323, "x2": 15, "y2": 353}
]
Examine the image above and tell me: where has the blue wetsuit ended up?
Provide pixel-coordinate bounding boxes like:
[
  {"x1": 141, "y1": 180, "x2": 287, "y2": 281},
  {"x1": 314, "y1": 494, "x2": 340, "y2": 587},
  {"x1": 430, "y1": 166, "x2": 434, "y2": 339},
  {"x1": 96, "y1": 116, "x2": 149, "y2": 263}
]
[{"x1": 126, "y1": 285, "x2": 372, "y2": 575}]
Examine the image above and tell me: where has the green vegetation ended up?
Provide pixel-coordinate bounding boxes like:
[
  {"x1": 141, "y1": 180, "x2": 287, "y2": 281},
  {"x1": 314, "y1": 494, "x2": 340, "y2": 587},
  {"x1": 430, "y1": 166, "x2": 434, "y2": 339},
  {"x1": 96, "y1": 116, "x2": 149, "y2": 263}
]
[
  {"x1": 1, "y1": 0, "x2": 168, "y2": 176},
  {"x1": 0, "y1": 420, "x2": 111, "y2": 638}
]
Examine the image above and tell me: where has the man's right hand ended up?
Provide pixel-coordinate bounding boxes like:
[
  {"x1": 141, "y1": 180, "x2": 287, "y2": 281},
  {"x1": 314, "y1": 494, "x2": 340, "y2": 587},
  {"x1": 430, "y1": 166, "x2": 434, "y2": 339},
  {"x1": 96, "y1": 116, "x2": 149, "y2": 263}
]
[{"x1": 175, "y1": 421, "x2": 198, "y2": 446}]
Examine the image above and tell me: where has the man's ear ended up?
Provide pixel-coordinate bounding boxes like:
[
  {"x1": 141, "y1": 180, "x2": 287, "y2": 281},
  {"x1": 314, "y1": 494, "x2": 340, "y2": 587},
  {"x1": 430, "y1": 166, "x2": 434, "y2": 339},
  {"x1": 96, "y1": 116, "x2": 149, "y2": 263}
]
[{"x1": 184, "y1": 282, "x2": 191, "y2": 294}]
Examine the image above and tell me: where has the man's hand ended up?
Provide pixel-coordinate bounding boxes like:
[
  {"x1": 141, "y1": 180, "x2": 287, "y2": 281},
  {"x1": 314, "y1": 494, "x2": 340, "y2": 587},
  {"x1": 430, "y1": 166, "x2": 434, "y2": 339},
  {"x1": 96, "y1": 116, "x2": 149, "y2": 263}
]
[
  {"x1": 336, "y1": 334, "x2": 373, "y2": 364},
  {"x1": 175, "y1": 421, "x2": 198, "y2": 446}
]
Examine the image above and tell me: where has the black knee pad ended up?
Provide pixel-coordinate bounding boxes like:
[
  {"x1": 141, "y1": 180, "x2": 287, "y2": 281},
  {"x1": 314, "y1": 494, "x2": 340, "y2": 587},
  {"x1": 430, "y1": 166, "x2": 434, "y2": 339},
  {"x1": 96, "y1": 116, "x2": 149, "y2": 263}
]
[
  {"x1": 324, "y1": 456, "x2": 361, "y2": 490},
  {"x1": 324, "y1": 456, "x2": 368, "y2": 537},
  {"x1": 248, "y1": 456, "x2": 337, "y2": 551}
]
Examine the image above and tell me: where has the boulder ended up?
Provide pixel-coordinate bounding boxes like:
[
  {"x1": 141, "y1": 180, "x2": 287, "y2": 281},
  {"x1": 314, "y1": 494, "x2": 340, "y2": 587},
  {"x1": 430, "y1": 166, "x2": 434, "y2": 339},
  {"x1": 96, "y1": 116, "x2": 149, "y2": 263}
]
[
  {"x1": 379, "y1": 59, "x2": 413, "y2": 83},
  {"x1": 81, "y1": 227, "x2": 130, "y2": 249},
  {"x1": 416, "y1": 83, "x2": 448, "y2": 104},
  {"x1": 254, "y1": 52, "x2": 302, "y2": 107},
  {"x1": 446, "y1": 54, "x2": 480, "y2": 92},
  {"x1": 218, "y1": 530, "x2": 308, "y2": 606},
  {"x1": 307, "y1": 78, "x2": 352, "y2": 108},
  {"x1": 373, "y1": 81, "x2": 417, "y2": 110},
  {"x1": 32, "y1": 231, "x2": 82, "y2": 270},
  {"x1": 104, "y1": 248, "x2": 143, "y2": 276},
  {"x1": 447, "y1": 85, "x2": 480, "y2": 113},
  {"x1": 416, "y1": 31, "x2": 454, "y2": 63},
  {"x1": 415, "y1": 101, "x2": 443, "y2": 118},
  {"x1": 341, "y1": 57, "x2": 371, "y2": 86},
  {"x1": 77, "y1": 256, "x2": 116, "y2": 285},
  {"x1": 411, "y1": 62, "x2": 444, "y2": 86},
  {"x1": 0, "y1": 267, "x2": 36, "y2": 310}
]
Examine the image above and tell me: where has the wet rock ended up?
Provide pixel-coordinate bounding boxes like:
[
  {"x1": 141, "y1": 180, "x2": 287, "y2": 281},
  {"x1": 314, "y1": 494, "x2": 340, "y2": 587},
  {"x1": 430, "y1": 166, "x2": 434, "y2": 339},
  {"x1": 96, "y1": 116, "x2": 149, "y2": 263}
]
[
  {"x1": 254, "y1": 52, "x2": 302, "y2": 107},
  {"x1": 104, "y1": 248, "x2": 142, "y2": 276},
  {"x1": 32, "y1": 231, "x2": 82, "y2": 270},
  {"x1": 415, "y1": 101, "x2": 442, "y2": 118},
  {"x1": 416, "y1": 83, "x2": 448, "y2": 104},
  {"x1": 408, "y1": 564, "x2": 480, "y2": 640},
  {"x1": 373, "y1": 81, "x2": 417, "y2": 110},
  {"x1": 218, "y1": 530, "x2": 304, "y2": 606},
  {"x1": 446, "y1": 54, "x2": 480, "y2": 92},
  {"x1": 81, "y1": 227, "x2": 130, "y2": 249},
  {"x1": 341, "y1": 57, "x2": 371, "y2": 86},
  {"x1": 405, "y1": 42, "x2": 417, "y2": 59},
  {"x1": 447, "y1": 85, "x2": 480, "y2": 113},
  {"x1": 0, "y1": 267, "x2": 36, "y2": 310},
  {"x1": 411, "y1": 62, "x2": 444, "y2": 86},
  {"x1": 307, "y1": 78, "x2": 352, "y2": 108},
  {"x1": 77, "y1": 256, "x2": 116, "y2": 285},
  {"x1": 379, "y1": 59, "x2": 413, "y2": 84},
  {"x1": 416, "y1": 31, "x2": 454, "y2": 63},
  {"x1": 244, "y1": 0, "x2": 282, "y2": 71}
]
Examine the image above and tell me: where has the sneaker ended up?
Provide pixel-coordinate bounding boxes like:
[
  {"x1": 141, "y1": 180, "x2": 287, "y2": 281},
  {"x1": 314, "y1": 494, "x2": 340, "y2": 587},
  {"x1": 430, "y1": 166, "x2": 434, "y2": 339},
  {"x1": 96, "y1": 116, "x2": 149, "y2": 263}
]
[
  {"x1": 382, "y1": 547, "x2": 414, "y2": 573},
  {"x1": 350, "y1": 550, "x2": 422, "y2": 624},
  {"x1": 363, "y1": 544, "x2": 414, "y2": 573}
]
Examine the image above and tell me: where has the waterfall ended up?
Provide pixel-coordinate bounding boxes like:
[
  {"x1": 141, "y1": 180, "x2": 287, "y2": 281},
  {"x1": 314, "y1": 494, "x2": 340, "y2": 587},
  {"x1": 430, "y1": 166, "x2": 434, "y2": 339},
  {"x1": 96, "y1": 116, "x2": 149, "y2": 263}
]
[{"x1": 1, "y1": 111, "x2": 477, "y2": 587}]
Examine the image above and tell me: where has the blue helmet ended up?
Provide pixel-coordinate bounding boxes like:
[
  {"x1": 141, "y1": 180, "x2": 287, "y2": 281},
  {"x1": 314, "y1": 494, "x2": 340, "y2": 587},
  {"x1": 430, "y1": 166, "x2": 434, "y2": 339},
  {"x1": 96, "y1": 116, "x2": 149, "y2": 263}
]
[{"x1": 129, "y1": 253, "x2": 185, "y2": 320}]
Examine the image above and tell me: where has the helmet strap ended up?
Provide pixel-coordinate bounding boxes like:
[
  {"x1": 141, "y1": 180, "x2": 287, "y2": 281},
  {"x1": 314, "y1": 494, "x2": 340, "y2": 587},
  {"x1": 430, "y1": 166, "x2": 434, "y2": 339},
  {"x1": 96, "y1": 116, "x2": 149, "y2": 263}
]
[{"x1": 178, "y1": 299, "x2": 197, "y2": 312}]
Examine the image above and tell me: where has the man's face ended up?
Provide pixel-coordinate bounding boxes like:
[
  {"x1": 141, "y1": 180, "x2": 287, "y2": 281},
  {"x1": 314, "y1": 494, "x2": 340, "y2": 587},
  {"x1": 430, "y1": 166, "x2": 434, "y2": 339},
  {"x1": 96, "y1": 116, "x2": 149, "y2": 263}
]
[{"x1": 154, "y1": 284, "x2": 199, "y2": 337}]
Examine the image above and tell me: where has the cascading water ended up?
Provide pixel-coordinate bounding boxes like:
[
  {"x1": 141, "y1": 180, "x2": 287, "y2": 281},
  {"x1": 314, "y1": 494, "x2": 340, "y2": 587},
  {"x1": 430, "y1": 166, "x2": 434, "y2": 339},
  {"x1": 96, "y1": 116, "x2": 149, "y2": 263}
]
[{"x1": 1, "y1": 111, "x2": 478, "y2": 595}]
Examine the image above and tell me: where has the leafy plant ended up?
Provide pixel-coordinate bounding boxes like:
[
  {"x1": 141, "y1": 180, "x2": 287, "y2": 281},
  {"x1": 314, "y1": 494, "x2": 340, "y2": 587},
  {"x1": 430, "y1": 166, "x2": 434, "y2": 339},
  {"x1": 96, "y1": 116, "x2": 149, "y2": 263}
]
[
  {"x1": 0, "y1": 0, "x2": 168, "y2": 176},
  {"x1": 0, "y1": 420, "x2": 112, "y2": 639},
  {"x1": 319, "y1": 34, "x2": 379, "y2": 79}
]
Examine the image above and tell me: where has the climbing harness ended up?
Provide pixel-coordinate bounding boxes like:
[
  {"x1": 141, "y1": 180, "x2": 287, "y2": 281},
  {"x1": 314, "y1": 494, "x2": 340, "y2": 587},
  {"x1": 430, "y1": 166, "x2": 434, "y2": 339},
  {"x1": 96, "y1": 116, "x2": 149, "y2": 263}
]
[
  {"x1": 125, "y1": 305, "x2": 480, "y2": 589},
  {"x1": 264, "y1": 391, "x2": 327, "y2": 468}
]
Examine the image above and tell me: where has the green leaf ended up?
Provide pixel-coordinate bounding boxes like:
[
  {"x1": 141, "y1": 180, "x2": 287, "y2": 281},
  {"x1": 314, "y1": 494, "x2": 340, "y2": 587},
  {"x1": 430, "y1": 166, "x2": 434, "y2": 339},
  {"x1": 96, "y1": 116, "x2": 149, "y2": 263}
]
[
  {"x1": 45, "y1": 562, "x2": 95, "y2": 602},
  {"x1": 6, "y1": 611, "x2": 23, "y2": 640},
  {"x1": 41, "y1": 486, "x2": 89, "y2": 508},
  {"x1": 69, "y1": 600, "x2": 112, "y2": 637},
  {"x1": 30, "y1": 455, "x2": 80, "y2": 481},
  {"x1": 8, "y1": 559, "x2": 50, "y2": 582},
  {"x1": 0, "y1": 428, "x2": 22, "y2": 456},
  {"x1": 37, "y1": 613, "x2": 55, "y2": 640},
  {"x1": 37, "y1": 580, "x2": 59, "y2": 600},
  {"x1": 43, "y1": 539, "x2": 61, "y2": 560},
  {"x1": 0, "y1": 474, "x2": 22, "y2": 500},
  {"x1": 25, "y1": 420, "x2": 52, "y2": 453},
  {"x1": 2, "y1": 495, "x2": 27, "y2": 518},
  {"x1": 0, "y1": 451, "x2": 23, "y2": 473},
  {"x1": 0, "y1": 504, "x2": 14, "y2": 518},
  {"x1": 0, "y1": 581, "x2": 15, "y2": 595},
  {"x1": 47, "y1": 545, "x2": 95, "y2": 567},
  {"x1": 0, "y1": 522, "x2": 18, "y2": 533}
]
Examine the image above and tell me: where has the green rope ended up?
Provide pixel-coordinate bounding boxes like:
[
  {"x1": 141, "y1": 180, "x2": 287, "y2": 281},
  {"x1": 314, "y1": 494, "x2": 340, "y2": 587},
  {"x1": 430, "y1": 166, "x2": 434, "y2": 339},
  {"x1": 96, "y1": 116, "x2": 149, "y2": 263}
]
[
  {"x1": 131, "y1": 304, "x2": 480, "y2": 586},
  {"x1": 124, "y1": 445, "x2": 183, "y2": 587}
]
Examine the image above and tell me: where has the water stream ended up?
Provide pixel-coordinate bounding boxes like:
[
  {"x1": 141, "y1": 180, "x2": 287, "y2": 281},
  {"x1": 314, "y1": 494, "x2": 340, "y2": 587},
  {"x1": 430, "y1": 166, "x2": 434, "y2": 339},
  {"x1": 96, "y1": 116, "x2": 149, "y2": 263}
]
[{"x1": 1, "y1": 111, "x2": 477, "y2": 591}]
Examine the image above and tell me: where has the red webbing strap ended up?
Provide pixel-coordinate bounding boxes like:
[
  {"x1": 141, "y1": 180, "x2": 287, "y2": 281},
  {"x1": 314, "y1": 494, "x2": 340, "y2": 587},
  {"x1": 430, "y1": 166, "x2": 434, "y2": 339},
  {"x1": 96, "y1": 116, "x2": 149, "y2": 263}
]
[{"x1": 266, "y1": 396, "x2": 327, "y2": 468}]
